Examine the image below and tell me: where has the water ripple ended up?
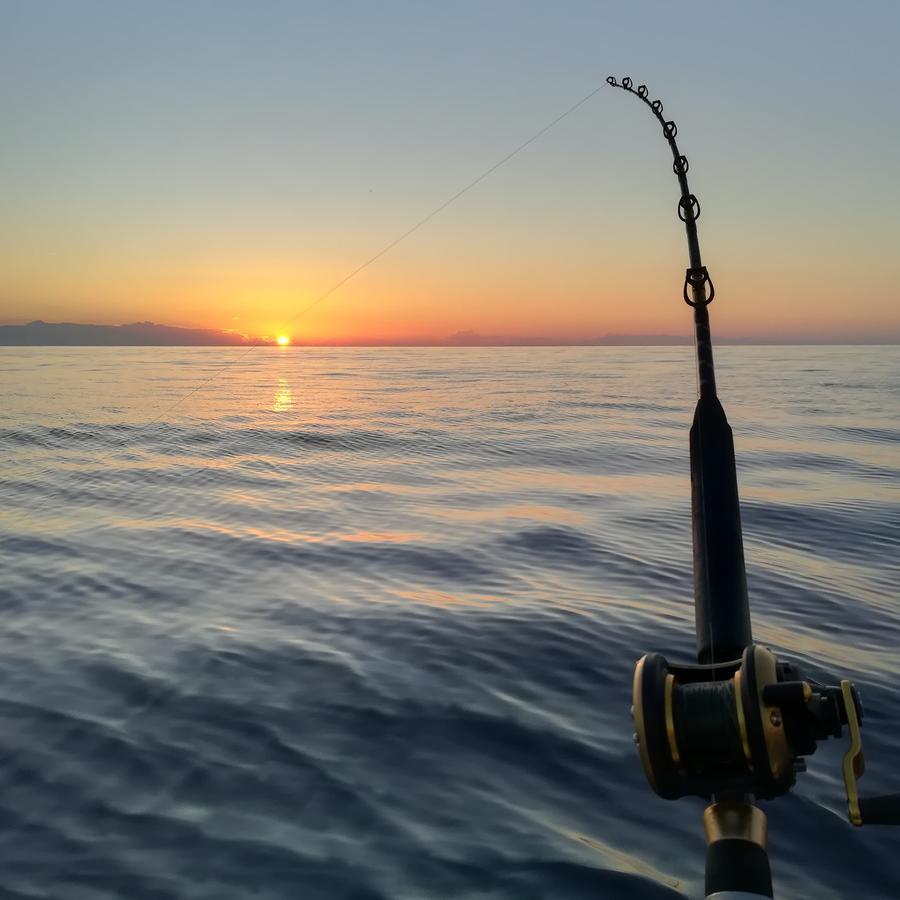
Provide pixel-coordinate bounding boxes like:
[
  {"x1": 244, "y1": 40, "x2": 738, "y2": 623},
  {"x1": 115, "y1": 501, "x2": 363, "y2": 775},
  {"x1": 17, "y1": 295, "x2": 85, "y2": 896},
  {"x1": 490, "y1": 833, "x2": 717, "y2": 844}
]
[{"x1": 0, "y1": 345, "x2": 898, "y2": 899}]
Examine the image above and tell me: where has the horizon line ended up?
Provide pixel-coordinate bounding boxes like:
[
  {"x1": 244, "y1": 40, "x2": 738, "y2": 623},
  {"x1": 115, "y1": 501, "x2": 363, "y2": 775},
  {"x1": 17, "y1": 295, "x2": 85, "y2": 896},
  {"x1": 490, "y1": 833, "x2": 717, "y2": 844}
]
[{"x1": 1, "y1": 320, "x2": 898, "y2": 347}]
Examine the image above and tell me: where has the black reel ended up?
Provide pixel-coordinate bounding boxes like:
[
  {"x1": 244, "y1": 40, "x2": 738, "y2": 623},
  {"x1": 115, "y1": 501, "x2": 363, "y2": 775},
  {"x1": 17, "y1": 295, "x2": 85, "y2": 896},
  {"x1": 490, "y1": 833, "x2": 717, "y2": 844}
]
[{"x1": 632, "y1": 644, "x2": 860, "y2": 801}]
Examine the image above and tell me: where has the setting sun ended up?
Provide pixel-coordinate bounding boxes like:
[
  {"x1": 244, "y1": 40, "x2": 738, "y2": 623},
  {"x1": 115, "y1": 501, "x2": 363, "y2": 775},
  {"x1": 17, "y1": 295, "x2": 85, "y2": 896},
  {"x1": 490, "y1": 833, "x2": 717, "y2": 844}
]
[{"x1": 276, "y1": 335, "x2": 290, "y2": 346}]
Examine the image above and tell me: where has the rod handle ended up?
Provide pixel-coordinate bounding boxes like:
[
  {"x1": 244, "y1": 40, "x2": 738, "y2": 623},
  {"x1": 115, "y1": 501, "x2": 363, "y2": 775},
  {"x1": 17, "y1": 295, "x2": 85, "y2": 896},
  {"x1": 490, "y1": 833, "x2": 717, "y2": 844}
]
[{"x1": 705, "y1": 839, "x2": 773, "y2": 898}]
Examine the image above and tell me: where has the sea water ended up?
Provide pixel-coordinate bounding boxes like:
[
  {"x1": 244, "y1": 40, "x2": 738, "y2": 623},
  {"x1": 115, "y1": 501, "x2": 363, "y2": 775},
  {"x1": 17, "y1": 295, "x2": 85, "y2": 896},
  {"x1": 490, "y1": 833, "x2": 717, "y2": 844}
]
[{"x1": 1, "y1": 346, "x2": 898, "y2": 899}]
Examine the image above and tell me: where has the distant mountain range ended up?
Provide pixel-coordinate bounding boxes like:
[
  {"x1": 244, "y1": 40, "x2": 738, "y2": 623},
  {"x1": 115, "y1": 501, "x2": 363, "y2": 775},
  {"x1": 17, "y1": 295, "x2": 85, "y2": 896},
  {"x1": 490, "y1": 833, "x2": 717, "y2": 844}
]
[
  {"x1": 1, "y1": 323, "x2": 693, "y2": 346},
  {"x1": 0, "y1": 321, "x2": 269, "y2": 346},
  {"x1": 0, "y1": 321, "x2": 896, "y2": 346},
  {"x1": 444, "y1": 330, "x2": 693, "y2": 346}
]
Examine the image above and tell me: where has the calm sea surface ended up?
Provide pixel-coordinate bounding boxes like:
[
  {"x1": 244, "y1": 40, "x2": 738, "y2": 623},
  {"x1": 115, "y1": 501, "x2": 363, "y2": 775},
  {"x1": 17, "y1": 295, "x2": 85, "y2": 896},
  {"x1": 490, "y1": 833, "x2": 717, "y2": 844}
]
[{"x1": 1, "y1": 346, "x2": 898, "y2": 900}]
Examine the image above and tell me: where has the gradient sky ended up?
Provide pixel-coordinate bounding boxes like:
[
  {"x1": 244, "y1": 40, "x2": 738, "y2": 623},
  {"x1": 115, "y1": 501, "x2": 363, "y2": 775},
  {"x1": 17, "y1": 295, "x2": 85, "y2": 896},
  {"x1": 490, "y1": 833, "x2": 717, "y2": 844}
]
[{"x1": 1, "y1": 1, "x2": 898, "y2": 342}]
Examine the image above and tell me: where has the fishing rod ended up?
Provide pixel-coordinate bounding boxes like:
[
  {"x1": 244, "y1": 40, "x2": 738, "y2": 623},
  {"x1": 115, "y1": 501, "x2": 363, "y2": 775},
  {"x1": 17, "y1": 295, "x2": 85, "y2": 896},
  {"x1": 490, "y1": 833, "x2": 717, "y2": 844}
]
[{"x1": 606, "y1": 75, "x2": 900, "y2": 899}]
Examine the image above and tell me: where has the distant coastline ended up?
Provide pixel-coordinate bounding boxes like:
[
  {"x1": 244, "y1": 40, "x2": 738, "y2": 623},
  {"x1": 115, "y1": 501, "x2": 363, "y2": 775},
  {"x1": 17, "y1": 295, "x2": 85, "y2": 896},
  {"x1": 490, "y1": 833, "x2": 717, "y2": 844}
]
[
  {"x1": 0, "y1": 321, "x2": 269, "y2": 346},
  {"x1": 0, "y1": 321, "x2": 897, "y2": 347}
]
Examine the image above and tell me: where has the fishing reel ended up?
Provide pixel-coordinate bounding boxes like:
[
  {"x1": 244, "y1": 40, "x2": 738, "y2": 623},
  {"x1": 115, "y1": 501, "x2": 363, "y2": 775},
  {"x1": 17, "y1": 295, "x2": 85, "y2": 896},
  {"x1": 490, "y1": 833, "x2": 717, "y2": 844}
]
[{"x1": 632, "y1": 644, "x2": 900, "y2": 825}]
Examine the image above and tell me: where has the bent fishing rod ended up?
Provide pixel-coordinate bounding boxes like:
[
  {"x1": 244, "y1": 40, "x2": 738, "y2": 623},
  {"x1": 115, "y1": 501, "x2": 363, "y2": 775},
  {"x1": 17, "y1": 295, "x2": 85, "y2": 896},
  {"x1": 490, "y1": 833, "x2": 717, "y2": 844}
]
[{"x1": 606, "y1": 75, "x2": 900, "y2": 899}]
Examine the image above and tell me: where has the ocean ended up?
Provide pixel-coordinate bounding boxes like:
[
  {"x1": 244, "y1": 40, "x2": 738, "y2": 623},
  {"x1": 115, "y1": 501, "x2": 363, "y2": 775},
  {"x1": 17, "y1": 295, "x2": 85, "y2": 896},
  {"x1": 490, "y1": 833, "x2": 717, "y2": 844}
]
[{"x1": 1, "y1": 345, "x2": 898, "y2": 899}]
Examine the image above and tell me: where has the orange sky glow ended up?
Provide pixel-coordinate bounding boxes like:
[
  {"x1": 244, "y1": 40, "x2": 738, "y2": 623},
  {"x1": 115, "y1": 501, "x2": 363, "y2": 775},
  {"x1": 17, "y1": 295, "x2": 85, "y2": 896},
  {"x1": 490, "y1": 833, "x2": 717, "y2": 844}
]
[
  {"x1": 2, "y1": 4, "x2": 898, "y2": 344},
  {"x1": 4, "y1": 234, "x2": 897, "y2": 344}
]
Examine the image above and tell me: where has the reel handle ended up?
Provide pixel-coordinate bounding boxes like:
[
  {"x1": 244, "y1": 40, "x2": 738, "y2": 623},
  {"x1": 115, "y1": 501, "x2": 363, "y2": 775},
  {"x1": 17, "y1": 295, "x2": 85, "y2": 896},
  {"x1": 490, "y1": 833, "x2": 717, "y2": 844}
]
[
  {"x1": 858, "y1": 794, "x2": 900, "y2": 826},
  {"x1": 841, "y1": 681, "x2": 900, "y2": 826}
]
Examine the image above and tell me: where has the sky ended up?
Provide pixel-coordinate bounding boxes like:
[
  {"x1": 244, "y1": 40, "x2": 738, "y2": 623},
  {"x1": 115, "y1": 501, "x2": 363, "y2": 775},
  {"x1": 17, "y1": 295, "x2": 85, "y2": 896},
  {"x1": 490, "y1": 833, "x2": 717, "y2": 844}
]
[{"x1": 1, "y1": 1, "x2": 898, "y2": 343}]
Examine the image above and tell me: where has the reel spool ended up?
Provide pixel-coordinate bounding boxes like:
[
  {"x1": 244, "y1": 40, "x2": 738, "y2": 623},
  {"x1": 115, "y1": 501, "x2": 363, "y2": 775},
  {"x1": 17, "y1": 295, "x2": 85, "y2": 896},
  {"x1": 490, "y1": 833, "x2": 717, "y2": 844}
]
[{"x1": 632, "y1": 644, "x2": 858, "y2": 801}]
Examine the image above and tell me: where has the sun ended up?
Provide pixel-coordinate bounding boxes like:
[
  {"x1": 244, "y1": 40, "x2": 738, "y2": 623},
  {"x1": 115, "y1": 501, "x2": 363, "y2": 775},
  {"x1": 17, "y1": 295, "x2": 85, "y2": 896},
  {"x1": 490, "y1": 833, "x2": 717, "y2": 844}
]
[{"x1": 276, "y1": 335, "x2": 290, "y2": 346}]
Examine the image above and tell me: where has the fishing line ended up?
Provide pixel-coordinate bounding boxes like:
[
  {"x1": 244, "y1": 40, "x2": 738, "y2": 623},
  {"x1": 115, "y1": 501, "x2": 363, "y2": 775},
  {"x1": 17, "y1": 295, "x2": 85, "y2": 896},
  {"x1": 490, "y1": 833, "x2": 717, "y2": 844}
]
[
  {"x1": 8, "y1": 81, "x2": 606, "y2": 484},
  {"x1": 109, "y1": 80, "x2": 608, "y2": 442},
  {"x1": 6, "y1": 81, "x2": 609, "y2": 734}
]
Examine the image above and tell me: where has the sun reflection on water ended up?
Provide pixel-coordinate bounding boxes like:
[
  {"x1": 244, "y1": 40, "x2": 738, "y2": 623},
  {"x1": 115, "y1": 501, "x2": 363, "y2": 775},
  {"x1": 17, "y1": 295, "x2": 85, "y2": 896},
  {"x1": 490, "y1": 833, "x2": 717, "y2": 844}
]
[{"x1": 273, "y1": 378, "x2": 293, "y2": 412}]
